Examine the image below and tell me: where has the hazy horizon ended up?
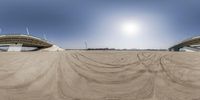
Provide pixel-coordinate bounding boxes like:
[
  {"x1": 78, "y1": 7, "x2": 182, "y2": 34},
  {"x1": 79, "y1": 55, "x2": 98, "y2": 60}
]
[{"x1": 0, "y1": 0, "x2": 200, "y2": 49}]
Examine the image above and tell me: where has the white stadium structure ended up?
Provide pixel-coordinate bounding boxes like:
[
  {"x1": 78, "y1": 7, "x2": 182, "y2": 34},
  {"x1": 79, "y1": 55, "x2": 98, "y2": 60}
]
[
  {"x1": 0, "y1": 34, "x2": 63, "y2": 52},
  {"x1": 169, "y1": 36, "x2": 200, "y2": 52}
]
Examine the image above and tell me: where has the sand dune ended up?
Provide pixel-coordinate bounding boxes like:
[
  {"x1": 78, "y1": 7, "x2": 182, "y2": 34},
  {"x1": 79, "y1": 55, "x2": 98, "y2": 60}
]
[{"x1": 0, "y1": 51, "x2": 200, "y2": 100}]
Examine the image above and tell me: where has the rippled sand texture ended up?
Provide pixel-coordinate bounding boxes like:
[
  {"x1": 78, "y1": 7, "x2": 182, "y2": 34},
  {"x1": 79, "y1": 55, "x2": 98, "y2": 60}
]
[{"x1": 0, "y1": 51, "x2": 200, "y2": 100}]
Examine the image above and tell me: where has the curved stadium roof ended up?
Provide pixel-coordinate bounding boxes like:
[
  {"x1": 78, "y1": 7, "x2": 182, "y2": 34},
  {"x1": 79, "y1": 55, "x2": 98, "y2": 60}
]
[
  {"x1": 0, "y1": 34, "x2": 52, "y2": 48},
  {"x1": 169, "y1": 36, "x2": 200, "y2": 51}
]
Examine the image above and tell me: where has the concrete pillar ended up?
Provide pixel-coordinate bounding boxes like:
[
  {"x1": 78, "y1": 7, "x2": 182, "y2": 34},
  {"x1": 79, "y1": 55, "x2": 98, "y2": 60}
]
[{"x1": 8, "y1": 44, "x2": 22, "y2": 52}]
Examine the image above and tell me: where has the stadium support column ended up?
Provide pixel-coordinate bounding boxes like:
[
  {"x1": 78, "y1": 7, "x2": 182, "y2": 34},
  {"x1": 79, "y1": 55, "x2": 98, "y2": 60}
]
[{"x1": 8, "y1": 44, "x2": 23, "y2": 52}]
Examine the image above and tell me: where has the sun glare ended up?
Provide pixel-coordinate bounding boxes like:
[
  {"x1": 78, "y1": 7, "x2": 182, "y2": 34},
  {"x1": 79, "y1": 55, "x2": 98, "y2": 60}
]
[{"x1": 121, "y1": 21, "x2": 141, "y2": 36}]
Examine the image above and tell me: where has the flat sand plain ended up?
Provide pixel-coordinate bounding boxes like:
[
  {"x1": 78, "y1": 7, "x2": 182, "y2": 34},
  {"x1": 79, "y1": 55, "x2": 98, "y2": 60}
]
[{"x1": 0, "y1": 51, "x2": 200, "y2": 100}]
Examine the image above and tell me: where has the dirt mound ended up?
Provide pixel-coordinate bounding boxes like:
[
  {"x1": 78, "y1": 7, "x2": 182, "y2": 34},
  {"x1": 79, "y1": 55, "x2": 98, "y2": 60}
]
[{"x1": 40, "y1": 45, "x2": 64, "y2": 51}]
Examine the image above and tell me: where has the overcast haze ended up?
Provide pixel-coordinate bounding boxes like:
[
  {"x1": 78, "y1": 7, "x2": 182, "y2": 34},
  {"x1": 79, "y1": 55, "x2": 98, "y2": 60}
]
[{"x1": 0, "y1": 0, "x2": 200, "y2": 49}]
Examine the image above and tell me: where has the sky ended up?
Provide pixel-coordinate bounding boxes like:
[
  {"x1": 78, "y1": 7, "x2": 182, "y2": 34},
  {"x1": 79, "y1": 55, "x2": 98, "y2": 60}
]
[{"x1": 0, "y1": 0, "x2": 200, "y2": 49}]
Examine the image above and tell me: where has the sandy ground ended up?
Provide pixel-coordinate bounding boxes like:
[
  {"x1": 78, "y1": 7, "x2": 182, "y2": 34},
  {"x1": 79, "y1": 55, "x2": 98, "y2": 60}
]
[{"x1": 0, "y1": 51, "x2": 200, "y2": 100}]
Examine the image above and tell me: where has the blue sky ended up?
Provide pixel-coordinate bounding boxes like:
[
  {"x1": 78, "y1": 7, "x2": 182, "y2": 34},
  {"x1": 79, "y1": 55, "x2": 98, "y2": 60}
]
[{"x1": 0, "y1": 0, "x2": 200, "y2": 49}]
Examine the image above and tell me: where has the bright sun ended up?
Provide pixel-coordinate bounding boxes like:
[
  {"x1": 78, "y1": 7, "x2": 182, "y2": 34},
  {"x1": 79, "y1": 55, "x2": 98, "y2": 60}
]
[{"x1": 121, "y1": 22, "x2": 141, "y2": 36}]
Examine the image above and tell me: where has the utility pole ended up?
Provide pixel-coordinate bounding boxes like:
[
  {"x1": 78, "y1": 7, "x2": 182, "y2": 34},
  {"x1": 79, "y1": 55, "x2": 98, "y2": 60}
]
[
  {"x1": 43, "y1": 34, "x2": 47, "y2": 40},
  {"x1": 26, "y1": 27, "x2": 30, "y2": 35},
  {"x1": 0, "y1": 28, "x2": 2, "y2": 34},
  {"x1": 84, "y1": 41, "x2": 88, "y2": 49}
]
